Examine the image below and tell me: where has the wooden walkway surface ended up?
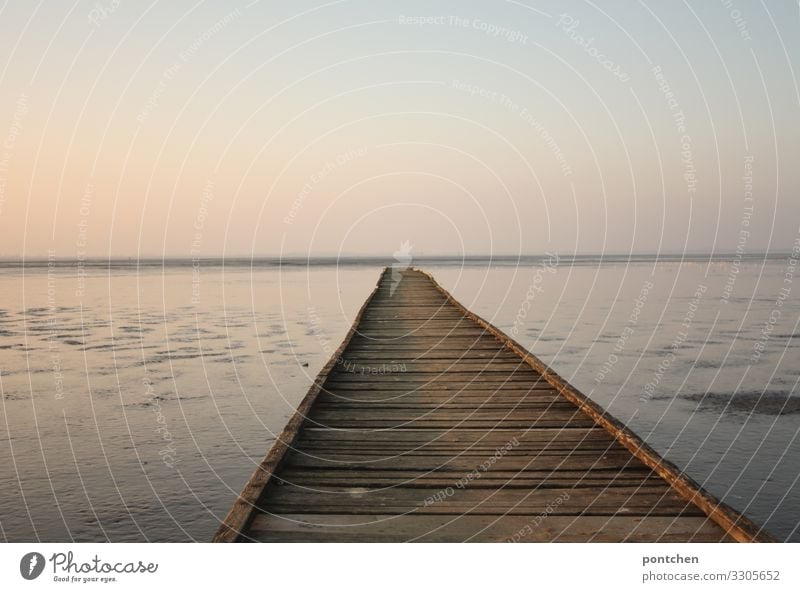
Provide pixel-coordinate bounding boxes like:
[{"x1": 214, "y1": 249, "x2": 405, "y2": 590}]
[{"x1": 214, "y1": 268, "x2": 773, "y2": 542}]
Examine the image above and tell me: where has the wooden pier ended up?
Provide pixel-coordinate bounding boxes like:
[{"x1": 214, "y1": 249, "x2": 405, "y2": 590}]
[{"x1": 214, "y1": 268, "x2": 773, "y2": 542}]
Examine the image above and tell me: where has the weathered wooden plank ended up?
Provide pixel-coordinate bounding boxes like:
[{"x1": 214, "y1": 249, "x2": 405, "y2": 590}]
[
  {"x1": 295, "y1": 436, "x2": 623, "y2": 448},
  {"x1": 321, "y1": 383, "x2": 556, "y2": 392},
  {"x1": 295, "y1": 442, "x2": 630, "y2": 455},
  {"x1": 339, "y1": 354, "x2": 523, "y2": 362},
  {"x1": 306, "y1": 413, "x2": 597, "y2": 429},
  {"x1": 357, "y1": 320, "x2": 484, "y2": 328},
  {"x1": 297, "y1": 427, "x2": 621, "y2": 444},
  {"x1": 314, "y1": 400, "x2": 565, "y2": 410},
  {"x1": 345, "y1": 341, "x2": 506, "y2": 349},
  {"x1": 283, "y1": 451, "x2": 648, "y2": 472},
  {"x1": 315, "y1": 398, "x2": 564, "y2": 408},
  {"x1": 327, "y1": 370, "x2": 542, "y2": 378},
  {"x1": 312, "y1": 402, "x2": 578, "y2": 410},
  {"x1": 317, "y1": 387, "x2": 560, "y2": 395},
  {"x1": 301, "y1": 419, "x2": 600, "y2": 430},
  {"x1": 246, "y1": 514, "x2": 731, "y2": 543},
  {"x1": 259, "y1": 484, "x2": 703, "y2": 516},
  {"x1": 331, "y1": 361, "x2": 536, "y2": 371},
  {"x1": 276, "y1": 468, "x2": 665, "y2": 489},
  {"x1": 324, "y1": 376, "x2": 545, "y2": 385},
  {"x1": 309, "y1": 408, "x2": 594, "y2": 421},
  {"x1": 354, "y1": 332, "x2": 496, "y2": 339},
  {"x1": 347, "y1": 337, "x2": 504, "y2": 345}
]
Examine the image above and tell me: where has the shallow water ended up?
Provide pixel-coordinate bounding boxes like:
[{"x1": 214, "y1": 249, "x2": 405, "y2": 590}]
[
  {"x1": 0, "y1": 265, "x2": 378, "y2": 541},
  {"x1": 0, "y1": 260, "x2": 798, "y2": 541}
]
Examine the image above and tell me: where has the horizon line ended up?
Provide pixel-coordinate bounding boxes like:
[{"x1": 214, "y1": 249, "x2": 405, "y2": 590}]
[{"x1": 0, "y1": 251, "x2": 793, "y2": 265}]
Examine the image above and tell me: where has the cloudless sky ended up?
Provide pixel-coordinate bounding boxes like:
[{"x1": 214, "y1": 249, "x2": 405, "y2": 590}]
[{"x1": 0, "y1": 0, "x2": 798, "y2": 258}]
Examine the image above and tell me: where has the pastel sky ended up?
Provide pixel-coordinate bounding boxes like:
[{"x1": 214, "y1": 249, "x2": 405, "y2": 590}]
[{"x1": 0, "y1": 0, "x2": 798, "y2": 258}]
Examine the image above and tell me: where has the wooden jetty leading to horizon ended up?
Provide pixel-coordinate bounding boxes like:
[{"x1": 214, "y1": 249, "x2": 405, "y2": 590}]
[{"x1": 214, "y1": 268, "x2": 773, "y2": 542}]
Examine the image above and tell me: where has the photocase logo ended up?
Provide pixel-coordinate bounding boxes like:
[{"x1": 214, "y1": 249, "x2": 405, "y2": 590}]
[
  {"x1": 20, "y1": 552, "x2": 45, "y2": 580},
  {"x1": 390, "y1": 240, "x2": 413, "y2": 296}
]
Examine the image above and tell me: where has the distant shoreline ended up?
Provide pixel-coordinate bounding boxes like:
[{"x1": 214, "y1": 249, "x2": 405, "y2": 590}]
[{"x1": 0, "y1": 252, "x2": 792, "y2": 270}]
